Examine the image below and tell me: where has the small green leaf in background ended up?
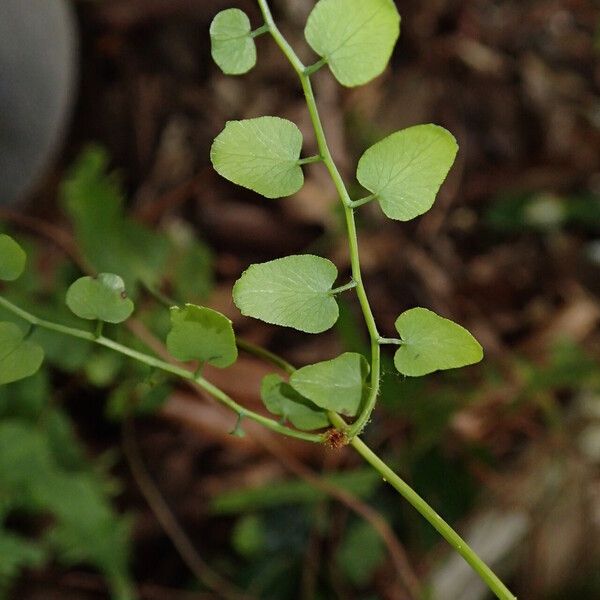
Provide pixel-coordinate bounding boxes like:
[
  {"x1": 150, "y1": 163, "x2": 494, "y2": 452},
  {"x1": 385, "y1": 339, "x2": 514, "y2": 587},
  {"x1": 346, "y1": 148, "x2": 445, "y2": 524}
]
[
  {"x1": 0, "y1": 235, "x2": 26, "y2": 281},
  {"x1": 289, "y1": 352, "x2": 369, "y2": 416},
  {"x1": 357, "y1": 124, "x2": 458, "y2": 221},
  {"x1": 261, "y1": 374, "x2": 329, "y2": 430},
  {"x1": 232, "y1": 254, "x2": 339, "y2": 333},
  {"x1": 336, "y1": 520, "x2": 385, "y2": 586},
  {"x1": 66, "y1": 274, "x2": 134, "y2": 324},
  {"x1": 210, "y1": 8, "x2": 257, "y2": 75},
  {"x1": 304, "y1": 0, "x2": 401, "y2": 87},
  {"x1": 61, "y1": 146, "x2": 169, "y2": 296},
  {"x1": 166, "y1": 304, "x2": 237, "y2": 368},
  {"x1": 393, "y1": 308, "x2": 483, "y2": 377},
  {"x1": 0, "y1": 322, "x2": 44, "y2": 386},
  {"x1": 211, "y1": 117, "x2": 305, "y2": 198},
  {"x1": 232, "y1": 514, "x2": 266, "y2": 558}
]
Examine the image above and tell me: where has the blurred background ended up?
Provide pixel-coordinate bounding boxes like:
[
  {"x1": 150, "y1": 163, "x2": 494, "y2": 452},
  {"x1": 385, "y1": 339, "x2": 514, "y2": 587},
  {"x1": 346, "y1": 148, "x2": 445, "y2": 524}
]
[{"x1": 1, "y1": 0, "x2": 600, "y2": 598}]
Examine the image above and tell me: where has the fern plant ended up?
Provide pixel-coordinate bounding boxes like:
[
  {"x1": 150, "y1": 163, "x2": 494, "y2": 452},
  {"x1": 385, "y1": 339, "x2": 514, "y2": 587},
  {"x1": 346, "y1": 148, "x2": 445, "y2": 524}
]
[{"x1": 0, "y1": 1, "x2": 517, "y2": 598}]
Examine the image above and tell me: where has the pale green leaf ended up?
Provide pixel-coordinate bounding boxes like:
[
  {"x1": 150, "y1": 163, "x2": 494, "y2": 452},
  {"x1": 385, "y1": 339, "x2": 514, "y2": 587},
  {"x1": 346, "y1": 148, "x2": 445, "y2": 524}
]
[
  {"x1": 393, "y1": 308, "x2": 483, "y2": 377},
  {"x1": 0, "y1": 322, "x2": 44, "y2": 385},
  {"x1": 357, "y1": 124, "x2": 458, "y2": 221},
  {"x1": 0, "y1": 235, "x2": 26, "y2": 281},
  {"x1": 166, "y1": 304, "x2": 237, "y2": 368},
  {"x1": 289, "y1": 352, "x2": 369, "y2": 416},
  {"x1": 232, "y1": 255, "x2": 339, "y2": 333},
  {"x1": 210, "y1": 117, "x2": 304, "y2": 198},
  {"x1": 66, "y1": 274, "x2": 134, "y2": 324},
  {"x1": 61, "y1": 146, "x2": 169, "y2": 296},
  {"x1": 210, "y1": 9, "x2": 257, "y2": 75},
  {"x1": 261, "y1": 374, "x2": 329, "y2": 431},
  {"x1": 336, "y1": 521, "x2": 385, "y2": 586},
  {"x1": 304, "y1": 0, "x2": 400, "y2": 87}
]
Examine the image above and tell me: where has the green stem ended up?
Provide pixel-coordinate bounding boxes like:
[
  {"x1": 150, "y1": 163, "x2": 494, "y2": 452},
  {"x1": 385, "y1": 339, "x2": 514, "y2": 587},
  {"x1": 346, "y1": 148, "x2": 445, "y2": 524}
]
[
  {"x1": 95, "y1": 320, "x2": 104, "y2": 339},
  {"x1": 297, "y1": 155, "x2": 322, "y2": 165},
  {"x1": 257, "y1": 0, "x2": 381, "y2": 440},
  {"x1": 237, "y1": 338, "x2": 295, "y2": 375},
  {"x1": 328, "y1": 280, "x2": 357, "y2": 296},
  {"x1": 304, "y1": 57, "x2": 327, "y2": 76},
  {"x1": 378, "y1": 337, "x2": 403, "y2": 346},
  {"x1": 257, "y1": 4, "x2": 516, "y2": 598},
  {"x1": 0, "y1": 295, "x2": 322, "y2": 444},
  {"x1": 349, "y1": 193, "x2": 377, "y2": 209},
  {"x1": 250, "y1": 23, "x2": 270, "y2": 38},
  {"x1": 327, "y1": 414, "x2": 515, "y2": 600}
]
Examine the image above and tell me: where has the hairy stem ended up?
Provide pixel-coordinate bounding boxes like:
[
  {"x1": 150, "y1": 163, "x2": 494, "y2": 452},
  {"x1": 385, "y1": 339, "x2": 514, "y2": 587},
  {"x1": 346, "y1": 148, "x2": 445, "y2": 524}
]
[
  {"x1": 257, "y1": 0, "x2": 380, "y2": 439},
  {"x1": 0, "y1": 295, "x2": 322, "y2": 444}
]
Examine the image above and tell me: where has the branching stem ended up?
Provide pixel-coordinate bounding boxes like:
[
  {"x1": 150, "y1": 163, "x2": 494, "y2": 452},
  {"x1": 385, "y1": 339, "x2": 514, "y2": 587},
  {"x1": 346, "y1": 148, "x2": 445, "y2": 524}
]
[
  {"x1": 0, "y1": 295, "x2": 322, "y2": 444},
  {"x1": 256, "y1": 3, "x2": 516, "y2": 599},
  {"x1": 257, "y1": 0, "x2": 381, "y2": 440}
]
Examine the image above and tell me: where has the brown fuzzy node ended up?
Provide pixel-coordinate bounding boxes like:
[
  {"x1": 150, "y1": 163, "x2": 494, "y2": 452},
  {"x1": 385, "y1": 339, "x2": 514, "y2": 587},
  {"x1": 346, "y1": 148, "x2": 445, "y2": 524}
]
[{"x1": 324, "y1": 428, "x2": 349, "y2": 449}]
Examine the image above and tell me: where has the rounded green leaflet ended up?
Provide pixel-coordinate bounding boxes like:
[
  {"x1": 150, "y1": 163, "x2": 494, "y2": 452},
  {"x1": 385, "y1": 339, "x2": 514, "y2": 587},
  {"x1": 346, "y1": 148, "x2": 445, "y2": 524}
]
[
  {"x1": 232, "y1": 255, "x2": 339, "y2": 334},
  {"x1": 166, "y1": 304, "x2": 237, "y2": 368},
  {"x1": 0, "y1": 234, "x2": 27, "y2": 281},
  {"x1": 304, "y1": 0, "x2": 400, "y2": 87},
  {"x1": 261, "y1": 374, "x2": 329, "y2": 431},
  {"x1": 210, "y1": 117, "x2": 304, "y2": 199},
  {"x1": 0, "y1": 322, "x2": 45, "y2": 385},
  {"x1": 393, "y1": 308, "x2": 483, "y2": 377},
  {"x1": 66, "y1": 274, "x2": 134, "y2": 324},
  {"x1": 210, "y1": 9, "x2": 257, "y2": 75},
  {"x1": 289, "y1": 352, "x2": 370, "y2": 417},
  {"x1": 357, "y1": 124, "x2": 458, "y2": 221}
]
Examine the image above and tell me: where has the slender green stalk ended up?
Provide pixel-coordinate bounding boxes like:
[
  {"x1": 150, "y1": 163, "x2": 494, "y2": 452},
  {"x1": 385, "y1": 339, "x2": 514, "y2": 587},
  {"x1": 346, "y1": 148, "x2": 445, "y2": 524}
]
[
  {"x1": 257, "y1": 0, "x2": 381, "y2": 439},
  {"x1": 327, "y1": 414, "x2": 516, "y2": 600},
  {"x1": 349, "y1": 193, "x2": 377, "y2": 209},
  {"x1": 0, "y1": 295, "x2": 322, "y2": 444},
  {"x1": 378, "y1": 337, "x2": 403, "y2": 346},
  {"x1": 297, "y1": 154, "x2": 323, "y2": 165},
  {"x1": 304, "y1": 58, "x2": 327, "y2": 76},
  {"x1": 251, "y1": 23, "x2": 270, "y2": 38},
  {"x1": 255, "y1": 4, "x2": 516, "y2": 599},
  {"x1": 328, "y1": 280, "x2": 357, "y2": 296},
  {"x1": 237, "y1": 338, "x2": 295, "y2": 375}
]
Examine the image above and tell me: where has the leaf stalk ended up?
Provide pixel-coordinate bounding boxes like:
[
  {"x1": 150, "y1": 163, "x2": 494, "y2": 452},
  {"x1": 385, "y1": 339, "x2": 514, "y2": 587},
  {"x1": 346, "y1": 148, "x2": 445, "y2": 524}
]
[
  {"x1": 250, "y1": 23, "x2": 270, "y2": 38},
  {"x1": 297, "y1": 154, "x2": 322, "y2": 165},
  {"x1": 349, "y1": 193, "x2": 377, "y2": 209},
  {"x1": 328, "y1": 280, "x2": 358, "y2": 296},
  {"x1": 378, "y1": 337, "x2": 403, "y2": 346},
  {"x1": 303, "y1": 57, "x2": 327, "y2": 77}
]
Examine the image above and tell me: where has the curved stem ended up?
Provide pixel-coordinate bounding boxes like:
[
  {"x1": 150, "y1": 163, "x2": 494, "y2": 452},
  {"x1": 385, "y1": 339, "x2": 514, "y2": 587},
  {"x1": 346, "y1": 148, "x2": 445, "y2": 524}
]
[
  {"x1": 257, "y1": 0, "x2": 381, "y2": 439},
  {"x1": 256, "y1": 5, "x2": 516, "y2": 598},
  {"x1": 236, "y1": 338, "x2": 295, "y2": 375},
  {"x1": 0, "y1": 295, "x2": 323, "y2": 444},
  {"x1": 327, "y1": 414, "x2": 516, "y2": 600}
]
